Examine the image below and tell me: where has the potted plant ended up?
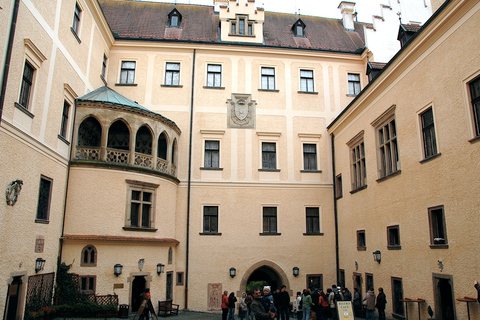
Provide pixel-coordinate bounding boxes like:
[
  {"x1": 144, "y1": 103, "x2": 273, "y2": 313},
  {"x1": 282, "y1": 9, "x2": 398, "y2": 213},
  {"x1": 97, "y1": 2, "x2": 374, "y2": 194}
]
[{"x1": 427, "y1": 305, "x2": 435, "y2": 320}]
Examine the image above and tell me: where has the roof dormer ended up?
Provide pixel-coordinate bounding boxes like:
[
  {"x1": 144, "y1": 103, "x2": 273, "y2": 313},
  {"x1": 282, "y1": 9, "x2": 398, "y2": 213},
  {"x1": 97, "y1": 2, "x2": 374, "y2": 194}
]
[
  {"x1": 168, "y1": 8, "x2": 182, "y2": 28},
  {"x1": 216, "y1": 0, "x2": 264, "y2": 44},
  {"x1": 292, "y1": 19, "x2": 306, "y2": 37},
  {"x1": 397, "y1": 23, "x2": 421, "y2": 47}
]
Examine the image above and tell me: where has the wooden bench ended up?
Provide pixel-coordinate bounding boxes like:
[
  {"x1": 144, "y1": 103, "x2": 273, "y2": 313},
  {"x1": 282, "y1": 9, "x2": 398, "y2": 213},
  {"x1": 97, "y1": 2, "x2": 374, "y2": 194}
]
[{"x1": 158, "y1": 300, "x2": 179, "y2": 317}]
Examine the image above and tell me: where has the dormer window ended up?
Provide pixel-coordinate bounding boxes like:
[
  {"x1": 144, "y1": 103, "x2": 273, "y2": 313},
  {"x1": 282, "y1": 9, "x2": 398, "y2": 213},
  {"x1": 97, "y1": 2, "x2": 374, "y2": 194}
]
[
  {"x1": 168, "y1": 8, "x2": 182, "y2": 28},
  {"x1": 230, "y1": 15, "x2": 253, "y2": 36},
  {"x1": 292, "y1": 19, "x2": 306, "y2": 37}
]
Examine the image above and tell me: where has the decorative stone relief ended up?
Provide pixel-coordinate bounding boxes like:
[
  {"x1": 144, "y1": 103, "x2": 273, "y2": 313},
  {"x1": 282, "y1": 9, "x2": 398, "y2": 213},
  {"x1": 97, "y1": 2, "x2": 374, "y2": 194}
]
[
  {"x1": 5, "y1": 179, "x2": 23, "y2": 206},
  {"x1": 138, "y1": 259, "x2": 145, "y2": 271},
  {"x1": 227, "y1": 93, "x2": 256, "y2": 129},
  {"x1": 208, "y1": 283, "x2": 222, "y2": 311}
]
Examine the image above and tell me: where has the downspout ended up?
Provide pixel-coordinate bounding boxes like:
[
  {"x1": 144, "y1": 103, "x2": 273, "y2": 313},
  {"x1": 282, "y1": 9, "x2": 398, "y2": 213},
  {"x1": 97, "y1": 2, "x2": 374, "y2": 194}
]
[
  {"x1": 331, "y1": 133, "x2": 340, "y2": 283},
  {"x1": 0, "y1": 0, "x2": 21, "y2": 122},
  {"x1": 185, "y1": 49, "x2": 196, "y2": 310}
]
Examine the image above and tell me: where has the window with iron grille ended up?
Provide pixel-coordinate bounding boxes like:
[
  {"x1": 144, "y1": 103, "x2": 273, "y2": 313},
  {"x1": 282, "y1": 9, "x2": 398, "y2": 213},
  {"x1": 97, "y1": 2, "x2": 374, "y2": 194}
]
[
  {"x1": 421, "y1": 108, "x2": 437, "y2": 158},
  {"x1": 262, "y1": 207, "x2": 277, "y2": 234},
  {"x1": 305, "y1": 207, "x2": 320, "y2": 234},
  {"x1": 36, "y1": 176, "x2": 52, "y2": 222},
  {"x1": 203, "y1": 206, "x2": 219, "y2": 233},
  {"x1": 19, "y1": 61, "x2": 35, "y2": 109},
  {"x1": 165, "y1": 62, "x2": 180, "y2": 86}
]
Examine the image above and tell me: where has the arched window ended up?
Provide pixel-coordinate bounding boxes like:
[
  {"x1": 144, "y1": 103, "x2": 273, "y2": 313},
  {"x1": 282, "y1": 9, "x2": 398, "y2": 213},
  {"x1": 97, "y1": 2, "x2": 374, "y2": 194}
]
[
  {"x1": 158, "y1": 132, "x2": 168, "y2": 160},
  {"x1": 168, "y1": 247, "x2": 173, "y2": 264},
  {"x1": 81, "y1": 245, "x2": 97, "y2": 266},
  {"x1": 78, "y1": 117, "x2": 102, "y2": 147},
  {"x1": 135, "y1": 125, "x2": 152, "y2": 155},
  {"x1": 107, "y1": 120, "x2": 130, "y2": 150}
]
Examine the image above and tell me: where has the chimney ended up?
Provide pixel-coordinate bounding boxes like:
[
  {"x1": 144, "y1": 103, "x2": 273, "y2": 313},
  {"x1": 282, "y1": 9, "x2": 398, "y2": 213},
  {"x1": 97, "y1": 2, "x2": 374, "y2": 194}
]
[{"x1": 338, "y1": 1, "x2": 356, "y2": 31}]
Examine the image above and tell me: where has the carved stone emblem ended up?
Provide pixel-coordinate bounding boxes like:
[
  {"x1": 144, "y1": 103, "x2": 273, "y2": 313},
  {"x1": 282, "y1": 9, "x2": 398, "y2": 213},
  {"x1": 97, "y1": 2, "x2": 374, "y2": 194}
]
[
  {"x1": 227, "y1": 94, "x2": 256, "y2": 128},
  {"x1": 138, "y1": 258, "x2": 145, "y2": 271},
  {"x1": 5, "y1": 179, "x2": 23, "y2": 206}
]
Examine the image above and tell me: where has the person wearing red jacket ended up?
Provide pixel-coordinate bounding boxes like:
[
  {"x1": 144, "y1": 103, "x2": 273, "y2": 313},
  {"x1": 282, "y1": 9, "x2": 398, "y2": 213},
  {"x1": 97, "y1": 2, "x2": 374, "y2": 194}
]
[{"x1": 222, "y1": 290, "x2": 229, "y2": 320}]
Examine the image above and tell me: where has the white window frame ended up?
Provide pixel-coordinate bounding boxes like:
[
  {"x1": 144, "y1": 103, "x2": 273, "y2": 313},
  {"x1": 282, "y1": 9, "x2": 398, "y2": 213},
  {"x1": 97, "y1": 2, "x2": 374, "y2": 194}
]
[
  {"x1": 261, "y1": 66, "x2": 276, "y2": 90},
  {"x1": 164, "y1": 62, "x2": 181, "y2": 86},
  {"x1": 119, "y1": 60, "x2": 137, "y2": 84},
  {"x1": 206, "y1": 63, "x2": 222, "y2": 88},
  {"x1": 347, "y1": 73, "x2": 361, "y2": 96},
  {"x1": 299, "y1": 69, "x2": 315, "y2": 93}
]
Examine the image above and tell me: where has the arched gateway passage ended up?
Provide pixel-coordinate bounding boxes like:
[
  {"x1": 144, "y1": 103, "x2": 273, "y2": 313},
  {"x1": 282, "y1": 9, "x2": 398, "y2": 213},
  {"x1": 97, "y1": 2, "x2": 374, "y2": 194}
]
[{"x1": 239, "y1": 261, "x2": 291, "y2": 295}]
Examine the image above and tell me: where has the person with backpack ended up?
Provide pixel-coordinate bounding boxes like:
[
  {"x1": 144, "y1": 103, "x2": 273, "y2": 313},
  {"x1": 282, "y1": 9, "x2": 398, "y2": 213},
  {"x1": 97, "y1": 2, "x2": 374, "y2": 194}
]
[
  {"x1": 328, "y1": 285, "x2": 343, "y2": 320},
  {"x1": 294, "y1": 291, "x2": 303, "y2": 320},
  {"x1": 318, "y1": 289, "x2": 329, "y2": 320}
]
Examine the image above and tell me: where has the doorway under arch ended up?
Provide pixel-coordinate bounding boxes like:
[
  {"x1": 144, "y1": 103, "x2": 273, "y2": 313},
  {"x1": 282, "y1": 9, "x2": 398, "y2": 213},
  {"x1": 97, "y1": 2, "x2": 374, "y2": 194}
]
[{"x1": 239, "y1": 260, "x2": 291, "y2": 294}]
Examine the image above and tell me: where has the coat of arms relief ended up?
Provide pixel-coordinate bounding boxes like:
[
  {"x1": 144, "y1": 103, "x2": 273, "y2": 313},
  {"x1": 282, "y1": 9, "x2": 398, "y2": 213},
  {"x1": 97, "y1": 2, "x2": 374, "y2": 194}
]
[{"x1": 227, "y1": 93, "x2": 256, "y2": 129}]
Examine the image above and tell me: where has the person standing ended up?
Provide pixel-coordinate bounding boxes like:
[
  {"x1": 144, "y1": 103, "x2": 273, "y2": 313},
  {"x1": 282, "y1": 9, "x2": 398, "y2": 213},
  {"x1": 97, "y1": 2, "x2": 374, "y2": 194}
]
[
  {"x1": 363, "y1": 288, "x2": 376, "y2": 320},
  {"x1": 251, "y1": 289, "x2": 275, "y2": 320},
  {"x1": 239, "y1": 292, "x2": 247, "y2": 320},
  {"x1": 294, "y1": 291, "x2": 302, "y2": 320},
  {"x1": 229, "y1": 292, "x2": 238, "y2": 320},
  {"x1": 311, "y1": 288, "x2": 319, "y2": 320},
  {"x1": 262, "y1": 287, "x2": 276, "y2": 314},
  {"x1": 301, "y1": 289, "x2": 313, "y2": 320},
  {"x1": 328, "y1": 285, "x2": 343, "y2": 320},
  {"x1": 222, "y1": 291, "x2": 230, "y2": 320},
  {"x1": 317, "y1": 289, "x2": 329, "y2": 320},
  {"x1": 278, "y1": 285, "x2": 290, "y2": 320},
  {"x1": 375, "y1": 288, "x2": 386, "y2": 320},
  {"x1": 352, "y1": 288, "x2": 361, "y2": 316},
  {"x1": 139, "y1": 288, "x2": 151, "y2": 320}
]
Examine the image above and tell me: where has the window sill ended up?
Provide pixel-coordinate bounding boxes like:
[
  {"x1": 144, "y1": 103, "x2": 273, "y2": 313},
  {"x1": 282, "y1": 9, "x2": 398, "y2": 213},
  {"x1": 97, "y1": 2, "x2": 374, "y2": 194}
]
[
  {"x1": 335, "y1": 195, "x2": 343, "y2": 200},
  {"x1": 469, "y1": 135, "x2": 480, "y2": 144},
  {"x1": 258, "y1": 89, "x2": 279, "y2": 92},
  {"x1": 200, "y1": 167, "x2": 223, "y2": 171},
  {"x1": 346, "y1": 93, "x2": 358, "y2": 97},
  {"x1": 387, "y1": 245, "x2": 402, "y2": 250},
  {"x1": 80, "y1": 263, "x2": 97, "y2": 267},
  {"x1": 430, "y1": 244, "x2": 449, "y2": 249},
  {"x1": 35, "y1": 219, "x2": 50, "y2": 224},
  {"x1": 203, "y1": 86, "x2": 225, "y2": 90},
  {"x1": 303, "y1": 232, "x2": 324, "y2": 236},
  {"x1": 58, "y1": 134, "x2": 70, "y2": 145},
  {"x1": 161, "y1": 84, "x2": 183, "y2": 88},
  {"x1": 259, "y1": 232, "x2": 281, "y2": 236},
  {"x1": 376, "y1": 170, "x2": 401, "y2": 183},
  {"x1": 70, "y1": 27, "x2": 82, "y2": 43},
  {"x1": 357, "y1": 246, "x2": 366, "y2": 251},
  {"x1": 350, "y1": 185, "x2": 367, "y2": 194},
  {"x1": 420, "y1": 153, "x2": 441, "y2": 164},
  {"x1": 115, "y1": 83, "x2": 138, "y2": 86},
  {"x1": 298, "y1": 91, "x2": 319, "y2": 95},
  {"x1": 300, "y1": 169, "x2": 322, "y2": 173},
  {"x1": 122, "y1": 227, "x2": 158, "y2": 232},
  {"x1": 14, "y1": 102, "x2": 34, "y2": 118},
  {"x1": 228, "y1": 33, "x2": 255, "y2": 38},
  {"x1": 258, "y1": 169, "x2": 280, "y2": 172},
  {"x1": 199, "y1": 232, "x2": 222, "y2": 236}
]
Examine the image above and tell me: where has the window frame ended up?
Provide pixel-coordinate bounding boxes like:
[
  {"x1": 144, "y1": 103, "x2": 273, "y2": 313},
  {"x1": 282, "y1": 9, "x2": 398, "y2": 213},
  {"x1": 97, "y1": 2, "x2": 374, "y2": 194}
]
[
  {"x1": 59, "y1": 100, "x2": 70, "y2": 139},
  {"x1": 391, "y1": 277, "x2": 405, "y2": 318},
  {"x1": 119, "y1": 61, "x2": 136, "y2": 85},
  {"x1": 304, "y1": 207, "x2": 321, "y2": 235},
  {"x1": 79, "y1": 275, "x2": 96, "y2": 294},
  {"x1": 419, "y1": 107, "x2": 438, "y2": 160},
  {"x1": 203, "y1": 140, "x2": 220, "y2": 169},
  {"x1": 261, "y1": 206, "x2": 279, "y2": 235},
  {"x1": 124, "y1": 180, "x2": 159, "y2": 231},
  {"x1": 335, "y1": 174, "x2": 343, "y2": 199},
  {"x1": 72, "y1": 2, "x2": 82, "y2": 36},
  {"x1": 81, "y1": 245, "x2": 97, "y2": 267},
  {"x1": 299, "y1": 69, "x2": 314, "y2": 93},
  {"x1": 428, "y1": 205, "x2": 448, "y2": 248},
  {"x1": 347, "y1": 131, "x2": 366, "y2": 192},
  {"x1": 347, "y1": 73, "x2": 361, "y2": 96},
  {"x1": 35, "y1": 175, "x2": 53, "y2": 223},
  {"x1": 202, "y1": 205, "x2": 220, "y2": 235},
  {"x1": 18, "y1": 60, "x2": 35, "y2": 110},
  {"x1": 164, "y1": 62, "x2": 181, "y2": 86},
  {"x1": 261, "y1": 142, "x2": 277, "y2": 170},
  {"x1": 303, "y1": 143, "x2": 318, "y2": 171},
  {"x1": 387, "y1": 225, "x2": 401, "y2": 250},
  {"x1": 176, "y1": 272, "x2": 184, "y2": 286},
  {"x1": 206, "y1": 64, "x2": 222, "y2": 88},
  {"x1": 260, "y1": 67, "x2": 276, "y2": 91},
  {"x1": 467, "y1": 75, "x2": 480, "y2": 140},
  {"x1": 357, "y1": 230, "x2": 366, "y2": 251},
  {"x1": 230, "y1": 15, "x2": 254, "y2": 36}
]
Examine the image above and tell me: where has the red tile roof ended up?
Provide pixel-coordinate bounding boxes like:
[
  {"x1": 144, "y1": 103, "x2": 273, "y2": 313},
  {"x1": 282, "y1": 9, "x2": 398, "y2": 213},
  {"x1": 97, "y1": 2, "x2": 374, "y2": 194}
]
[{"x1": 98, "y1": 0, "x2": 365, "y2": 53}]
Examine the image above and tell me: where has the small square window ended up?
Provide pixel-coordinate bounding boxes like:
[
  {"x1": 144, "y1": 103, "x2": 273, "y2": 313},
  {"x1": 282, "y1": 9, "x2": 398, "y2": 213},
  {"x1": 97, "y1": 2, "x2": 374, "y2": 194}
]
[
  {"x1": 387, "y1": 225, "x2": 401, "y2": 249},
  {"x1": 80, "y1": 275, "x2": 96, "y2": 294},
  {"x1": 357, "y1": 230, "x2": 366, "y2": 250},
  {"x1": 348, "y1": 73, "x2": 361, "y2": 95}
]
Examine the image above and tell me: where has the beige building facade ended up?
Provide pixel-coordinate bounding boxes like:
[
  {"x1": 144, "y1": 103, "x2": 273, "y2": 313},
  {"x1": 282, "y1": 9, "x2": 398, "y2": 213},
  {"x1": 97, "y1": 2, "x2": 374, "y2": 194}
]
[{"x1": 2, "y1": 0, "x2": 478, "y2": 319}]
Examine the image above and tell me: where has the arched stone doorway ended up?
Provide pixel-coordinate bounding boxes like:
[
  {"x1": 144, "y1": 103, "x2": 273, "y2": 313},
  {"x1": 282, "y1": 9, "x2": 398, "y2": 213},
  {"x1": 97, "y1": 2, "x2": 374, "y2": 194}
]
[{"x1": 239, "y1": 260, "x2": 291, "y2": 295}]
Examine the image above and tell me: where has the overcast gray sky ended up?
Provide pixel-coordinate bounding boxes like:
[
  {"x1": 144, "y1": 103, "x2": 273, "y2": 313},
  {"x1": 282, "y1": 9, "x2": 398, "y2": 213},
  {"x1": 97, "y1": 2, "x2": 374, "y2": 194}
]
[{"x1": 151, "y1": 0, "x2": 382, "y2": 22}]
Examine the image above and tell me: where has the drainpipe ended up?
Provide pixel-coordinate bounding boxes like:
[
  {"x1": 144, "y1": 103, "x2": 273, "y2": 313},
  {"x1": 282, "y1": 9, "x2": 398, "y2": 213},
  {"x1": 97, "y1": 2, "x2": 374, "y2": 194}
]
[
  {"x1": 185, "y1": 49, "x2": 196, "y2": 310},
  {"x1": 331, "y1": 134, "x2": 340, "y2": 283},
  {"x1": 0, "y1": 0, "x2": 21, "y2": 122}
]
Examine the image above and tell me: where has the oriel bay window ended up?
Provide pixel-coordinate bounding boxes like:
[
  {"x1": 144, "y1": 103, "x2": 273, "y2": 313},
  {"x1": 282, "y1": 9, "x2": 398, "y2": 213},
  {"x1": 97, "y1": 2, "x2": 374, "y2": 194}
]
[{"x1": 125, "y1": 180, "x2": 158, "y2": 230}]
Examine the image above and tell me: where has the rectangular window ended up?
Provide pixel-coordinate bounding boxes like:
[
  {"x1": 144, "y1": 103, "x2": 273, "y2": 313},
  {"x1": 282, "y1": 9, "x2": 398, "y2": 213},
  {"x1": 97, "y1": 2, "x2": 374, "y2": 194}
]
[
  {"x1": 421, "y1": 108, "x2": 438, "y2": 158},
  {"x1": 261, "y1": 67, "x2": 275, "y2": 90},
  {"x1": 204, "y1": 140, "x2": 220, "y2": 168},
  {"x1": 203, "y1": 206, "x2": 219, "y2": 233},
  {"x1": 378, "y1": 118, "x2": 399, "y2": 178},
  {"x1": 165, "y1": 62, "x2": 180, "y2": 86},
  {"x1": 262, "y1": 207, "x2": 277, "y2": 234},
  {"x1": 335, "y1": 174, "x2": 343, "y2": 199},
  {"x1": 19, "y1": 61, "x2": 35, "y2": 109},
  {"x1": 357, "y1": 230, "x2": 366, "y2": 250},
  {"x1": 239, "y1": 18, "x2": 245, "y2": 35},
  {"x1": 72, "y1": 3, "x2": 82, "y2": 34},
  {"x1": 207, "y1": 64, "x2": 222, "y2": 87},
  {"x1": 387, "y1": 225, "x2": 401, "y2": 249},
  {"x1": 351, "y1": 140, "x2": 366, "y2": 190},
  {"x1": 80, "y1": 275, "x2": 95, "y2": 294},
  {"x1": 469, "y1": 77, "x2": 480, "y2": 137},
  {"x1": 101, "y1": 54, "x2": 107, "y2": 79},
  {"x1": 231, "y1": 22, "x2": 236, "y2": 34},
  {"x1": 305, "y1": 207, "x2": 320, "y2": 234},
  {"x1": 300, "y1": 70, "x2": 314, "y2": 92},
  {"x1": 130, "y1": 189, "x2": 152, "y2": 228},
  {"x1": 303, "y1": 144, "x2": 317, "y2": 170},
  {"x1": 248, "y1": 24, "x2": 253, "y2": 35},
  {"x1": 366, "y1": 273, "x2": 374, "y2": 292},
  {"x1": 120, "y1": 61, "x2": 136, "y2": 84},
  {"x1": 176, "y1": 272, "x2": 184, "y2": 286},
  {"x1": 391, "y1": 277, "x2": 405, "y2": 317},
  {"x1": 307, "y1": 275, "x2": 323, "y2": 292},
  {"x1": 348, "y1": 73, "x2": 361, "y2": 95},
  {"x1": 428, "y1": 206, "x2": 448, "y2": 247},
  {"x1": 36, "y1": 176, "x2": 53, "y2": 222},
  {"x1": 262, "y1": 142, "x2": 276, "y2": 170},
  {"x1": 59, "y1": 101, "x2": 70, "y2": 139}
]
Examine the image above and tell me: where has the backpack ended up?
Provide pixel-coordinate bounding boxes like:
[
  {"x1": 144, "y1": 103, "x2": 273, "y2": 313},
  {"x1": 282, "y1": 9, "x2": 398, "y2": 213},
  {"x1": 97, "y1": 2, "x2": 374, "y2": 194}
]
[{"x1": 333, "y1": 291, "x2": 342, "y2": 303}]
